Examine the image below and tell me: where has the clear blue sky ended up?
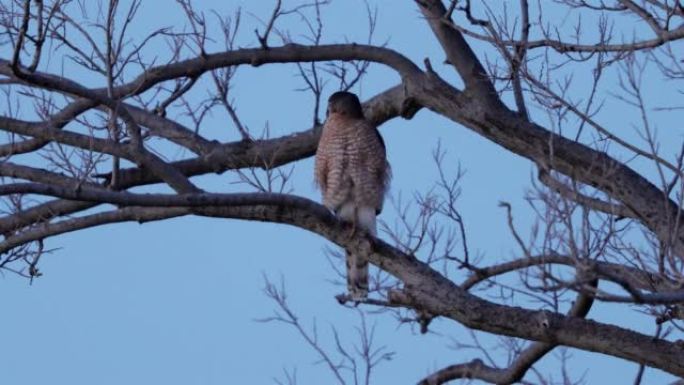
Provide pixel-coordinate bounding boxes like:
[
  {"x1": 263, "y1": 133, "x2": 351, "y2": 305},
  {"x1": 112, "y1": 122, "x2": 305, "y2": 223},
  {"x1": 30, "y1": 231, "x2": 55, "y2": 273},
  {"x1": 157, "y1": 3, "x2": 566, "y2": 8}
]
[{"x1": 1, "y1": 1, "x2": 679, "y2": 384}]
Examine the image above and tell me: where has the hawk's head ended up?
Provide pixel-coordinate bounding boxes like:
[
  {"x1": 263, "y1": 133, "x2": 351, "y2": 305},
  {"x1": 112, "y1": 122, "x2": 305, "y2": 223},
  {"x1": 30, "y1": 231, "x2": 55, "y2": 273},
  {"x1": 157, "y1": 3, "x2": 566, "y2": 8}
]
[{"x1": 327, "y1": 91, "x2": 364, "y2": 119}]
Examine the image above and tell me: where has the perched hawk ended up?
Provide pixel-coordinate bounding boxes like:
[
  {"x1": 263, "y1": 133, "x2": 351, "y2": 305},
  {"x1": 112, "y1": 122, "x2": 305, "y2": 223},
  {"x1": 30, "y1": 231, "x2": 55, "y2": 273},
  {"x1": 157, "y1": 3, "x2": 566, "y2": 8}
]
[{"x1": 314, "y1": 91, "x2": 390, "y2": 300}]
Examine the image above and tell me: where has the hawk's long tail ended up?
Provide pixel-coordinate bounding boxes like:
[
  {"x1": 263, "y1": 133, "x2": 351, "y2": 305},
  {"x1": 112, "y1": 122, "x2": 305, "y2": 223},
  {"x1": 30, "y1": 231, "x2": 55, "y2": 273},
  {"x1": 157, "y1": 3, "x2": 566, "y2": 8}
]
[{"x1": 338, "y1": 203, "x2": 375, "y2": 301}]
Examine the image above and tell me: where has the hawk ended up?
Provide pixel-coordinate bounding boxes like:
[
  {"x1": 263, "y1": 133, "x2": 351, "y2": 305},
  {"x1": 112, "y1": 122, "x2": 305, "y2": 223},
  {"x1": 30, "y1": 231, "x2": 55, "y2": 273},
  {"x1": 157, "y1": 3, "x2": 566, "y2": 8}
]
[{"x1": 314, "y1": 91, "x2": 390, "y2": 301}]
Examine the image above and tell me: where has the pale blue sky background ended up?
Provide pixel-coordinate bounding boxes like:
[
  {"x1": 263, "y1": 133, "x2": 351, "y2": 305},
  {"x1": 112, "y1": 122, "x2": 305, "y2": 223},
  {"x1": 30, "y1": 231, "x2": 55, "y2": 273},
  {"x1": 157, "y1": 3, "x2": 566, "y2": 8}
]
[{"x1": 1, "y1": 1, "x2": 681, "y2": 384}]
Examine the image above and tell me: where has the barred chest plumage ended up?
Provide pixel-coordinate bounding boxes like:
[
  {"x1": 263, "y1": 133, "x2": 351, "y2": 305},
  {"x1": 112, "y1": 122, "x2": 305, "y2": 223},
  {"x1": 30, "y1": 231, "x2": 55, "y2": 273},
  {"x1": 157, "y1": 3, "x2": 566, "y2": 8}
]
[{"x1": 315, "y1": 114, "x2": 390, "y2": 214}]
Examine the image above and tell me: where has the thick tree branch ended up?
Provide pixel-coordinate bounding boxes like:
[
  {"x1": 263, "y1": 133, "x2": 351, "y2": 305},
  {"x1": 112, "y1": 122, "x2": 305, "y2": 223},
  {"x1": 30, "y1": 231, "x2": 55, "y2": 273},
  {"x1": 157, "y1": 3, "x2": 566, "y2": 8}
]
[
  {"x1": 0, "y1": 84, "x2": 416, "y2": 235},
  {"x1": 0, "y1": 206, "x2": 191, "y2": 253},
  {"x1": 0, "y1": 137, "x2": 47, "y2": 157},
  {"x1": 6, "y1": 181, "x2": 683, "y2": 305},
  {"x1": 410, "y1": 2, "x2": 684, "y2": 253},
  {"x1": 406, "y1": 69, "x2": 684, "y2": 257},
  {"x1": 416, "y1": 0, "x2": 497, "y2": 98},
  {"x1": 6, "y1": 192, "x2": 681, "y2": 374},
  {"x1": 0, "y1": 162, "x2": 92, "y2": 189},
  {"x1": 9, "y1": 192, "x2": 681, "y2": 376},
  {"x1": 0, "y1": 42, "x2": 423, "y2": 194},
  {"x1": 0, "y1": 43, "x2": 422, "y2": 101}
]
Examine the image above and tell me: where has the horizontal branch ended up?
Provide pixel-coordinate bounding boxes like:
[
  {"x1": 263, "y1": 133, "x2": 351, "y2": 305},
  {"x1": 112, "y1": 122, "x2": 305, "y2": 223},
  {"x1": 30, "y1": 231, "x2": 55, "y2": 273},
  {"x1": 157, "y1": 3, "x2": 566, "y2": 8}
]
[
  {"x1": 452, "y1": 21, "x2": 684, "y2": 53},
  {"x1": 0, "y1": 137, "x2": 48, "y2": 157},
  {"x1": 5, "y1": 181, "x2": 678, "y2": 304},
  {"x1": 0, "y1": 206, "x2": 191, "y2": 253},
  {"x1": 0, "y1": 162, "x2": 94, "y2": 188},
  {"x1": 0, "y1": 182, "x2": 314, "y2": 209}
]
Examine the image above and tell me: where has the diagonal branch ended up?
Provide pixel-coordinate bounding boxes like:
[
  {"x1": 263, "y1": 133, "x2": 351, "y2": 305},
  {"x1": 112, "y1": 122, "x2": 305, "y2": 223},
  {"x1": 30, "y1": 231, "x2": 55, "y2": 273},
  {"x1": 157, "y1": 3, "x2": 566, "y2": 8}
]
[
  {"x1": 407, "y1": 67, "x2": 684, "y2": 258},
  {"x1": 416, "y1": 0, "x2": 497, "y2": 97},
  {"x1": 419, "y1": 278, "x2": 596, "y2": 385},
  {"x1": 618, "y1": 0, "x2": 663, "y2": 35},
  {"x1": 7, "y1": 69, "x2": 200, "y2": 194},
  {"x1": 538, "y1": 170, "x2": 636, "y2": 218}
]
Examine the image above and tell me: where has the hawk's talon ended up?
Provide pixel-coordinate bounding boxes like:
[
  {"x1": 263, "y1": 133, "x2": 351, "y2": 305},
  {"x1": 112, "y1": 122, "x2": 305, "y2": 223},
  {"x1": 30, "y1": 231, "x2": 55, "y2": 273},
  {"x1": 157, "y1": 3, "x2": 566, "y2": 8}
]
[{"x1": 348, "y1": 291, "x2": 367, "y2": 304}]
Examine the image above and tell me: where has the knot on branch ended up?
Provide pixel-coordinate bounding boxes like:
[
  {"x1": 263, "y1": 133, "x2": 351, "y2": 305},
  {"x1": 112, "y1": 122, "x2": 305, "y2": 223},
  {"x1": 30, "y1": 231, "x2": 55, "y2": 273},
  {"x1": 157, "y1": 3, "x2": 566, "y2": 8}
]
[
  {"x1": 417, "y1": 310, "x2": 433, "y2": 334},
  {"x1": 250, "y1": 56, "x2": 263, "y2": 67},
  {"x1": 400, "y1": 97, "x2": 420, "y2": 119},
  {"x1": 656, "y1": 305, "x2": 684, "y2": 324},
  {"x1": 535, "y1": 310, "x2": 556, "y2": 334},
  {"x1": 388, "y1": 288, "x2": 434, "y2": 333}
]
